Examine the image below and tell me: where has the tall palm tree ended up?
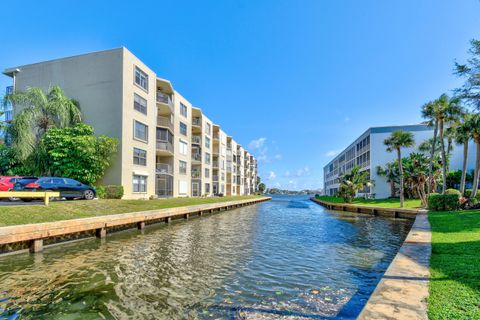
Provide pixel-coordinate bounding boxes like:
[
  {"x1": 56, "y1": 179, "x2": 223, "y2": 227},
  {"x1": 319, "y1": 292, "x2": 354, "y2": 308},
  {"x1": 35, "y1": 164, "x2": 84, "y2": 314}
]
[
  {"x1": 421, "y1": 94, "x2": 463, "y2": 194},
  {"x1": 384, "y1": 131, "x2": 415, "y2": 208},
  {"x1": 466, "y1": 114, "x2": 480, "y2": 198},
  {"x1": 455, "y1": 112, "x2": 474, "y2": 195},
  {"x1": 5, "y1": 86, "x2": 81, "y2": 161}
]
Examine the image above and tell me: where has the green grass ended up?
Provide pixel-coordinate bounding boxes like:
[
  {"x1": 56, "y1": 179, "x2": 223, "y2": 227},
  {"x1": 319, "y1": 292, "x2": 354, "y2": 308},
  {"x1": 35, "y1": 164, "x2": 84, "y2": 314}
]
[
  {"x1": 315, "y1": 195, "x2": 422, "y2": 209},
  {"x1": 0, "y1": 195, "x2": 263, "y2": 227},
  {"x1": 428, "y1": 210, "x2": 480, "y2": 319}
]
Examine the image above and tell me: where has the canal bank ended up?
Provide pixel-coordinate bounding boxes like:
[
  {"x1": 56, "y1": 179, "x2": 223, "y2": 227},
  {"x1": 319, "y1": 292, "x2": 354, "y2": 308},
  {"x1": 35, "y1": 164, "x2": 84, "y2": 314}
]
[{"x1": 0, "y1": 196, "x2": 271, "y2": 254}]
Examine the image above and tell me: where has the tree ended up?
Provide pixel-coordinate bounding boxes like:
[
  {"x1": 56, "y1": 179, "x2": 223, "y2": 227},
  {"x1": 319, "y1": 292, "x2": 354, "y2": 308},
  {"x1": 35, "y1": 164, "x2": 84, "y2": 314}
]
[
  {"x1": 465, "y1": 114, "x2": 480, "y2": 198},
  {"x1": 256, "y1": 176, "x2": 266, "y2": 193},
  {"x1": 421, "y1": 94, "x2": 463, "y2": 194},
  {"x1": 455, "y1": 112, "x2": 474, "y2": 194},
  {"x1": 455, "y1": 39, "x2": 480, "y2": 109},
  {"x1": 5, "y1": 86, "x2": 82, "y2": 162},
  {"x1": 42, "y1": 124, "x2": 117, "y2": 185},
  {"x1": 338, "y1": 165, "x2": 373, "y2": 203},
  {"x1": 384, "y1": 131, "x2": 415, "y2": 208},
  {"x1": 402, "y1": 153, "x2": 432, "y2": 207},
  {"x1": 376, "y1": 162, "x2": 399, "y2": 197}
]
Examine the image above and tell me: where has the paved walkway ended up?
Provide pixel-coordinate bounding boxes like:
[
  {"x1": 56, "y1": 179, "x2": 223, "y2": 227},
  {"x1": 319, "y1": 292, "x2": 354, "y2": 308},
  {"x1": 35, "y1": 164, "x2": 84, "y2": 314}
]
[{"x1": 358, "y1": 213, "x2": 431, "y2": 320}]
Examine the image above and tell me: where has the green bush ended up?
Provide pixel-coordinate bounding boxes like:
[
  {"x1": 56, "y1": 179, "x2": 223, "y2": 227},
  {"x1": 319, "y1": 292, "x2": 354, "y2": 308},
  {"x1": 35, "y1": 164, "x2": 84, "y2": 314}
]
[
  {"x1": 96, "y1": 185, "x2": 124, "y2": 199},
  {"x1": 428, "y1": 193, "x2": 460, "y2": 211},
  {"x1": 445, "y1": 189, "x2": 461, "y2": 197},
  {"x1": 464, "y1": 189, "x2": 473, "y2": 197}
]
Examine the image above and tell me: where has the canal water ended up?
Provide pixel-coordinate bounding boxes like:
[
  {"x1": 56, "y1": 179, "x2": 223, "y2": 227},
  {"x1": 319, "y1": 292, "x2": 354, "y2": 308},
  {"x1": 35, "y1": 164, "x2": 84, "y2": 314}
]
[{"x1": 0, "y1": 195, "x2": 412, "y2": 319}]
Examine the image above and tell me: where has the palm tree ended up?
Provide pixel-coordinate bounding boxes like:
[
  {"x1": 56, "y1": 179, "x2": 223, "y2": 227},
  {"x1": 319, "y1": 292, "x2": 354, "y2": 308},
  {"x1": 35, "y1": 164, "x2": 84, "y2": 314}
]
[
  {"x1": 466, "y1": 114, "x2": 480, "y2": 198},
  {"x1": 384, "y1": 131, "x2": 415, "y2": 208},
  {"x1": 338, "y1": 165, "x2": 373, "y2": 203},
  {"x1": 403, "y1": 153, "x2": 431, "y2": 207},
  {"x1": 455, "y1": 112, "x2": 474, "y2": 195},
  {"x1": 5, "y1": 86, "x2": 81, "y2": 161},
  {"x1": 421, "y1": 94, "x2": 463, "y2": 194},
  {"x1": 376, "y1": 163, "x2": 398, "y2": 197}
]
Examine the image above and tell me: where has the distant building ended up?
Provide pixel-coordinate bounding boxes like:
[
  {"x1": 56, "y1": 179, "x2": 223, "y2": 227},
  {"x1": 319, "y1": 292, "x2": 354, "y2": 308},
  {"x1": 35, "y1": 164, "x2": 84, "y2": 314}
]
[
  {"x1": 323, "y1": 124, "x2": 475, "y2": 198},
  {"x1": 0, "y1": 86, "x2": 13, "y2": 143}
]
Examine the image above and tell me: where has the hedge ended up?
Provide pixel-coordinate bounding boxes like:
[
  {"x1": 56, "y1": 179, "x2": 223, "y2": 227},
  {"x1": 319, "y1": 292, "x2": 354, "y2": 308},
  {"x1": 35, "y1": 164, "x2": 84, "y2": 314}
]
[
  {"x1": 96, "y1": 185, "x2": 124, "y2": 199},
  {"x1": 428, "y1": 193, "x2": 460, "y2": 211}
]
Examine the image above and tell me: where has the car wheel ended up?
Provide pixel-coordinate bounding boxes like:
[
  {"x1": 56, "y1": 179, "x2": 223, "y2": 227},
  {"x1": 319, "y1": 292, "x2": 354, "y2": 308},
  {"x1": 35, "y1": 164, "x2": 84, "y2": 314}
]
[
  {"x1": 21, "y1": 198, "x2": 33, "y2": 202},
  {"x1": 83, "y1": 190, "x2": 95, "y2": 200},
  {"x1": 7, "y1": 189, "x2": 19, "y2": 202}
]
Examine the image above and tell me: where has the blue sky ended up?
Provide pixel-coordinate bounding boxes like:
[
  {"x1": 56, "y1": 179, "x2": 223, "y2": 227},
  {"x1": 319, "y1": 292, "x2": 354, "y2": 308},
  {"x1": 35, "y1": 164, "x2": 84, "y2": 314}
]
[{"x1": 1, "y1": 0, "x2": 479, "y2": 190}]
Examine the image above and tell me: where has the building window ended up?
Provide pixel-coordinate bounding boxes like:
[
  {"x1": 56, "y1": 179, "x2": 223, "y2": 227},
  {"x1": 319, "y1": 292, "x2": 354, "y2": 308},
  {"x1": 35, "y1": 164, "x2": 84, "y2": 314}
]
[
  {"x1": 133, "y1": 175, "x2": 147, "y2": 193},
  {"x1": 221, "y1": 172, "x2": 225, "y2": 181},
  {"x1": 134, "y1": 120, "x2": 148, "y2": 142},
  {"x1": 134, "y1": 67, "x2": 148, "y2": 91},
  {"x1": 205, "y1": 183, "x2": 210, "y2": 193},
  {"x1": 205, "y1": 137, "x2": 210, "y2": 149},
  {"x1": 134, "y1": 93, "x2": 147, "y2": 115},
  {"x1": 206, "y1": 123, "x2": 211, "y2": 135},
  {"x1": 205, "y1": 168, "x2": 210, "y2": 178},
  {"x1": 179, "y1": 140, "x2": 188, "y2": 155},
  {"x1": 179, "y1": 160, "x2": 187, "y2": 174},
  {"x1": 180, "y1": 122, "x2": 187, "y2": 136},
  {"x1": 133, "y1": 148, "x2": 147, "y2": 166},
  {"x1": 180, "y1": 103, "x2": 187, "y2": 117},
  {"x1": 205, "y1": 152, "x2": 211, "y2": 165}
]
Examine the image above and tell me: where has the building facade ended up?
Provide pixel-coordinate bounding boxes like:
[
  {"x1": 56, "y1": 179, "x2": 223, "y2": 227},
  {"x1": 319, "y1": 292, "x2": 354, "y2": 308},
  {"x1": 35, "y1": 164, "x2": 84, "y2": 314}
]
[
  {"x1": 3, "y1": 47, "x2": 258, "y2": 199},
  {"x1": 323, "y1": 124, "x2": 475, "y2": 199}
]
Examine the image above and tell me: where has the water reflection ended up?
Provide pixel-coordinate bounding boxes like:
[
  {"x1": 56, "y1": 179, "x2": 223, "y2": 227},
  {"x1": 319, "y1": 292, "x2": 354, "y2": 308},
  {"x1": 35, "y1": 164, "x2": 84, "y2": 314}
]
[{"x1": 0, "y1": 195, "x2": 411, "y2": 319}]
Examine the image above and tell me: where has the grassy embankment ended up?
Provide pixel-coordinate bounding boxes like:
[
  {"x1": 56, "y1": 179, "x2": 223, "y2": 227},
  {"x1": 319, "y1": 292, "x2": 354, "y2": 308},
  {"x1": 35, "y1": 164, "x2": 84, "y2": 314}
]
[
  {"x1": 0, "y1": 195, "x2": 263, "y2": 227},
  {"x1": 428, "y1": 210, "x2": 480, "y2": 319},
  {"x1": 314, "y1": 195, "x2": 422, "y2": 209}
]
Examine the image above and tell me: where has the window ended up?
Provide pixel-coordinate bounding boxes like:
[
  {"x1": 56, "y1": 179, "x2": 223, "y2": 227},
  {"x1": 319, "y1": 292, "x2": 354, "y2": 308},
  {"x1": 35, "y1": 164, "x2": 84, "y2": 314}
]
[
  {"x1": 205, "y1": 152, "x2": 211, "y2": 165},
  {"x1": 180, "y1": 122, "x2": 187, "y2": 136},
  {"x1": 134, "y1": 94, "x2": 147, "y2": 114},
  {"x1": 206, "y1": 123, "x2": 211, "y2": 135},
  {"x1": 133, "y1": 148, "x2": 147, "y2": 166},
  {"x1": 180, "y1": 103, "x2": 187, "y2": 117},
  {"x1": 205, "y1": 183, "x2": 210, "y2": 193},
  {"x1": 134, "y1": 121, "x2": 148, "y2": 142},
  {"x1": 205, "y1": 137, "x2": 210, "y2": 149},
  {"x1": 134, "y1": 67, "x2": 148, "y2": 91},
  {"x1": 133, "y1": 175, "x2": 147, "y2": 193},
  {"x1": 65, "y1": 178, "x2": 80, "y2": 185},
  {"x1": 179, "y1": 140, "x2": 188, "y2": 155},
  {"x1": 156, "y1": 128, "x2": 173, "y2": 142},
  {"x1": 221, "y1": 172, "x2": 225, "y2": 181},
  {"x1": 179, "y1": 160, "x2": 187, "y2": 174},
  {"x1": 205, "y1": 168, "x2": 210, "y2": 178}
]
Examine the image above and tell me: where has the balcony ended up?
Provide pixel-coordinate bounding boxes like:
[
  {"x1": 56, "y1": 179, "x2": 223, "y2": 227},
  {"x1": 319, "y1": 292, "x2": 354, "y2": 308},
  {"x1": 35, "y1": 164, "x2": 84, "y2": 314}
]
[
  {"x1": 212, "y1": 160, "x2": 219, "y2": 168},
  {"x1": 192, "y1": 135, "x2": 201, "y2": 145},
  {"x1": 157, "y1": 116, "x2": 174, "y2": 132},
  {"x1": 156, "y1": 163, "x2": 173, "y2": 175},
  {"x1": 156, "y1": 140, "x2": 174, "y2": 155},
  {"x1": 213, "y1": 175, "x2": 219, "y2": 182},
  {"x1": 213, "y1": 132, "x2": 220, "y2": 140},
  {"x1": 192, "y1": 153, "x2": 202, "y2": 163},
  {"x1": 192, "y1": 117, "x2": 202, "y2": 127},
  {"x1": 156, "y1": 91, "x2": 174, "y2": 114},
  {"x1": 192, "y1": 170, "x2": 201, "y2": 179}
]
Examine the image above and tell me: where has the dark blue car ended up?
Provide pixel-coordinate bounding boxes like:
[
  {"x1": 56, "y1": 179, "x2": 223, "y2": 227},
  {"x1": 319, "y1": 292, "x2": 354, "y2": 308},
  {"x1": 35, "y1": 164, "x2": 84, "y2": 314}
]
[{"x1": 16, "y1": 177, "x2": 96, "y2": 200}]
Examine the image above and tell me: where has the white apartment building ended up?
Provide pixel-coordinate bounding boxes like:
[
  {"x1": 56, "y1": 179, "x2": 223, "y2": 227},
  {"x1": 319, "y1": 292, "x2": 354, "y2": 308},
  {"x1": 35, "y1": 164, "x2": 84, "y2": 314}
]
[
  {"x1": 3, "y1": 47, "x2": 258, "y2": 199},
  {"x1": 323, "y1": 124, "x2": 475, "y2": 199}
]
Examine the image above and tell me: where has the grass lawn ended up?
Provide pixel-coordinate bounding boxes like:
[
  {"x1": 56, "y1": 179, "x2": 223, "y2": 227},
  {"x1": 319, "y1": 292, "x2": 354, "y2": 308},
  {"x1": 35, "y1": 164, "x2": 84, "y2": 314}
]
[
  {"x1": 428, "y1": 210, "x2": 480, "y2": 319},
  {"x1": 315, "y1": 195, "x2": 422, "y2": 209},
  {"x1": 0, "y1": 195, "x2": 263, "y2": 227}
]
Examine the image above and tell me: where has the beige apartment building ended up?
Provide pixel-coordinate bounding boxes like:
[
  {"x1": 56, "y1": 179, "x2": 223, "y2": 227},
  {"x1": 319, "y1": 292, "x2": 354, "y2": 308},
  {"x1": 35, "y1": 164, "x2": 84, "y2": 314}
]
[{"x1": 3, "y1": 47, "x2": 258, "y2": 199}]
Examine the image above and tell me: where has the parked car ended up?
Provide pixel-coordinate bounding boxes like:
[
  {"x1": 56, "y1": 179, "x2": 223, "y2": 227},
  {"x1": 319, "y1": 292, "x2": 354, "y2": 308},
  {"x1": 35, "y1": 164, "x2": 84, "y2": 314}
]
[
  {"x1": 0, "y1": 176, "x2": 22, "y2": 192},
  {"x1": 14, "y1": 177, "x2": 96, "y2": 200}
]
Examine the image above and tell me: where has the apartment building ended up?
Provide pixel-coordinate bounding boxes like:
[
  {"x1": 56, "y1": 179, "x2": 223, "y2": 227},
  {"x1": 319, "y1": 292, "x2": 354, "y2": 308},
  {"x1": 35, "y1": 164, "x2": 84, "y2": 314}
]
[
  {"x1": 3, "y1": 47, "x2": 258, "y2": 199},
  {"x1": 323, "y1": 124, "x2": 475, "y2": 199},
  {"x1": 0, "y1": 86, "x2": 13, "y2": 142}
]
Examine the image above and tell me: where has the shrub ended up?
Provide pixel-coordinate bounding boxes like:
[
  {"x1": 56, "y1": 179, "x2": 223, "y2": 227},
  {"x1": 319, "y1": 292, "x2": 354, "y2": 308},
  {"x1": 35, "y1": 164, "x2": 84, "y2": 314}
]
[
  {"x1": 428, "y1": 193, "x2": 460, "y2": 211},
  {"x1": 464, "y1": 189, "x2": 473, "y2": 198},
  {"x1": 445, "y1": 189, "x2": 462, "y2": 197},
  {"x1": 97, "y1": 185, "x2": 124, "y2": 199}
]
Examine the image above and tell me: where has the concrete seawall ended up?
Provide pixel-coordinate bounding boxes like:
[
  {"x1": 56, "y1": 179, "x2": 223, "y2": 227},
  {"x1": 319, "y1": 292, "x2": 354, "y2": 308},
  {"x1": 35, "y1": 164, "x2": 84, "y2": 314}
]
[{"x1": 0, "y1": 197, "x2": 271, "y2": 255}]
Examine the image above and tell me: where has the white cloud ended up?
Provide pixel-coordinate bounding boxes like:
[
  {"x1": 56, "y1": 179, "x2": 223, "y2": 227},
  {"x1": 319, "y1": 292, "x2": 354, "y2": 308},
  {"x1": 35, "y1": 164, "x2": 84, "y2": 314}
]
[
  {"x1": 344, "y1": 116, "x2": 350, "y2": 122},
  {"x1": 248, "y1": 137, "x2": 267, "y2": 150},
  {"x1": 267, "y1": 171, "x2": 277, "y2": 180},
  {"x1": 325, "y1": 150, "x2": 341, "y2": 157},
  {"x1": 284, "y1": 170, "x2": 291, "y2": 177},
  {"x1": 274, "y1": 154, "x2": 282, "y2": 160}
]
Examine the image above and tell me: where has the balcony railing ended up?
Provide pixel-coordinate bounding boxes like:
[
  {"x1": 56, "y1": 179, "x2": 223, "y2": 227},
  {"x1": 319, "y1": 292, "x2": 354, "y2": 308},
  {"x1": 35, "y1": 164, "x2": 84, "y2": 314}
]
[
  {"x1": 156, "y1": 91, "x2": 174, "y2": 113},
  {"x1": 213, "y1": 175, "x2": 219, "y2": 182},
  {"x1": 192, "y1": 135, "x2": 201, "y2": 145},
  {"x1": 157, "y1": 116, "x2": 174, "y2": 131},
  {"x1": 192, "y1": 170, "x2": 201, "y2": 179},
  {"x1": 156, "y1": 163, "x2": 173, "y2": 175},
  {"x1": 192, "y1": 117, "x2": 202, "y2": 127},
  {"x1": 156, "y1": 140, "x2": 174, "y2": 153},
  {"x1": 192, "y1": 153, "x2": 202, "y2": 162},
  {"x1": 213, "y1": 132, "x2": 220, "y2": 140},
  {"x1": 212, "y1": 160, "x2": 219, "y2": 168}
]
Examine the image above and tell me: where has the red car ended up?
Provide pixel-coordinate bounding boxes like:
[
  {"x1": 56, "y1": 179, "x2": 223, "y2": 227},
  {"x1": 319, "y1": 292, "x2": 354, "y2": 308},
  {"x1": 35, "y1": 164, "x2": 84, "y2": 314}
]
[{"x1": 0, "y1": 176, "x2": 22, "y2": 192}]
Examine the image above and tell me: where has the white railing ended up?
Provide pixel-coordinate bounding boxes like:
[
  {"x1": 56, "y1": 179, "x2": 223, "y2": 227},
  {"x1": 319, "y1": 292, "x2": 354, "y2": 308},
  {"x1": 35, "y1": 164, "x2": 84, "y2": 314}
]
[
  {"x1": 156, "y1": 140, "x2": 174, "y2": 153},
  {"x1": 156, "y1": 163, "x2": 173, "y2": 174},
  {"x1": 192, "y1": 135, "x2": 201, "y2": 145}
]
